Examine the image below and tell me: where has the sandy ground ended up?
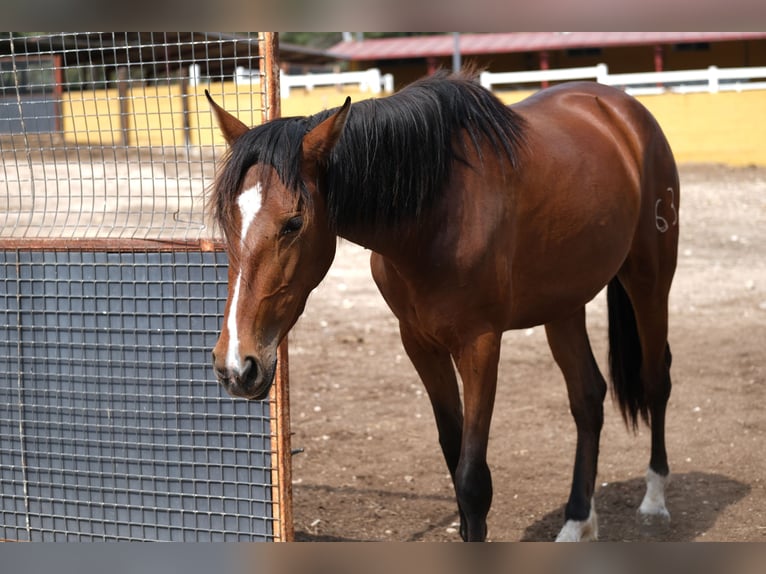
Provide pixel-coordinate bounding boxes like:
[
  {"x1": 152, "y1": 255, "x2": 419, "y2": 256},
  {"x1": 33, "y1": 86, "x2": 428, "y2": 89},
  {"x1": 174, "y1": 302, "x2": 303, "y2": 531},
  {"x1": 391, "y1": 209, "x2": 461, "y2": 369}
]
[
  {"x1": 0, "y1": 145, "x2": 216, "y2": 240},
  {"x1": 287, "y1": 163, "x2": 766, "y2": 542}
]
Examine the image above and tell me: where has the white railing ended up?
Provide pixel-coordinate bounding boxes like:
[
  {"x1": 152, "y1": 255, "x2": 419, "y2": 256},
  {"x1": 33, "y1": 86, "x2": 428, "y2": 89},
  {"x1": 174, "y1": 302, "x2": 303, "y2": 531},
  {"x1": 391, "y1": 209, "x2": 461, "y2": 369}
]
[
  {"x1": 278, "y1": 68, "x2": 394, "y2": 98},
  {"x1": 190, "y1": 65, "x2": 394, "y2": 98},
  {"x1": 481, "y1": 64, "x2": 610, "y2": 87},
  {"x1": 480, "y1": 64, "x2": 766, "y2": 95},
  {"x1": 191, "y1": 63, "x2": 766, "y2": 99}
]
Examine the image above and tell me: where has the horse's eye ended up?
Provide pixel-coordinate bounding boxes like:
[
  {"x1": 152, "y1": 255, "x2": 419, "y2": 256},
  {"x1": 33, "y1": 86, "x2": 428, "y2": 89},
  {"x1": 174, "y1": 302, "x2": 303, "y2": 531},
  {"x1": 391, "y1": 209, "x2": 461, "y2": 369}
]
[{"x1": 281, "y1": 215, "x2": 303, "y2": 236}]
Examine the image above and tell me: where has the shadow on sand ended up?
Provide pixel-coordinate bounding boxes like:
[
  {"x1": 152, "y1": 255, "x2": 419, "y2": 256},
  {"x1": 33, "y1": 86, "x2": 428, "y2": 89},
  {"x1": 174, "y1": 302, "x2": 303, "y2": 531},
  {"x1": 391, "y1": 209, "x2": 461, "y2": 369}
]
[
  {"x1": 293, "y1": 471, "x2": 750, "y2": 542},
  {"x1": 521, "y1": 471, "x2": 751, "y2": 541}
]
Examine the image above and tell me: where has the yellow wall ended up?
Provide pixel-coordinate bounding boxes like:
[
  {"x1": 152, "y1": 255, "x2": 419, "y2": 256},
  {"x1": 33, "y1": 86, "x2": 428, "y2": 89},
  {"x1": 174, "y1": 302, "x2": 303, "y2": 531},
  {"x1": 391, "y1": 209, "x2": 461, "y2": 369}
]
[
  {"x1": 62, "y1": 82, "x2": 766, "y2": 166},
  {"x1": 62, "y1": 88, "x2": 123, "y2": 146},
  {"x1": 280, "y1": 85, "x2": 383, "y2": 117},
  {"x1": 187, "y1": 84, "x2": 265, "y2": 146},
  {"x1": 127, "y1": 84, "x2": 186, "y2": 147},
  {"x1": 63, "y1": 82, "x2": 267, "y2": 147},
  {"x1": 494, "y1": 88, "x2": 766, "y2": 166},
  {"x1": 636, "y1": 90, "x2": 766, "y2": 166}
]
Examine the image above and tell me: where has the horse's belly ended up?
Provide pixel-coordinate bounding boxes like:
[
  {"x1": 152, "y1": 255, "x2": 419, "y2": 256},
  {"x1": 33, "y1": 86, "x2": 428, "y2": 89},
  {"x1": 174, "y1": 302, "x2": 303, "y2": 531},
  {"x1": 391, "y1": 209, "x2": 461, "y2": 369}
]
[
  {"x1": 501, "y1": 212, "x2": 635, "y2": 329},
  {"x1": 503, "y1": 277, "x2": 606, "y2": 330}
]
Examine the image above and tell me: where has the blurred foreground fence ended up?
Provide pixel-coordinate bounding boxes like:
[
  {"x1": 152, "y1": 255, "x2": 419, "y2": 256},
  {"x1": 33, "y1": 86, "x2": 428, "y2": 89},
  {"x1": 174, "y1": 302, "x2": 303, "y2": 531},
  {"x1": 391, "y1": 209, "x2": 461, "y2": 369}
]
[{"x1": 0, "y1": 32, "x2": 292, "y2": 541}]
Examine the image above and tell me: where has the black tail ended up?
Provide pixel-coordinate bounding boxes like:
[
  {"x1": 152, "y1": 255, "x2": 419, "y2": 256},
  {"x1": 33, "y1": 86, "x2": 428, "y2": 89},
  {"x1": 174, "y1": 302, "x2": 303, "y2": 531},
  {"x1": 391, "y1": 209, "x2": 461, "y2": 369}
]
[{"x1": 607, "y1": 277, "x2": 647, "y2": 430}]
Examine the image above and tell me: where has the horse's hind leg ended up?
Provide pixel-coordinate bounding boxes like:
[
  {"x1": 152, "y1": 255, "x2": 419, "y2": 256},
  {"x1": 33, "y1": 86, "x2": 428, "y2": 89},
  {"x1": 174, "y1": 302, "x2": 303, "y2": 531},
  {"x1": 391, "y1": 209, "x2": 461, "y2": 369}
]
[
  {"x1": 613, "y1": 174, "x2": 677, "y2": 529},
  {"x1": 614, "y1": 271, "x2": 674, "y2": 529},
  {"x1": 544, "y1": 307, "x2": 607, "y2": 542},
  {"x1": 637, "y1": 335, "x2": 673, "y2": 531}
]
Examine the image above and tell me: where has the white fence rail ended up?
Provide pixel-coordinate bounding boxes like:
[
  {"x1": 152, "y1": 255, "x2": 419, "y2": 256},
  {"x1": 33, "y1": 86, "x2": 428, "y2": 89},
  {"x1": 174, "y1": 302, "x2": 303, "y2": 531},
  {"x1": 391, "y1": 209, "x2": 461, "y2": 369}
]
[
  {"x1": 278, "y1": 68, "x2": 394, "y2": 98},
  {"x1": 190, "y1": 63, "x2": 766, "y2": 100},
  {"x1": 480, "y1": 64, "x2": 766, "y2": 95},
  {"x1": 190, "y1": 66, "x2": 395, "y2": 99}
]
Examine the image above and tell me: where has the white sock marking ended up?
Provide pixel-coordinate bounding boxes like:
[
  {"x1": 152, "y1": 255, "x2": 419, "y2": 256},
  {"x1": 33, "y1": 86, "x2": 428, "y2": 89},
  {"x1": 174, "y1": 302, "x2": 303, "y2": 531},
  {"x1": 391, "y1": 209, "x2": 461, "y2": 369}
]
[
  {"x1": 226, "y1": 182, "x2": 263, "y2": 373},
  {"x1": 556, "y1": 498, "x2": 599, "y2": 542},
  {"x1": 638, "y1": 468, "x2": 670, "y2": 519}
]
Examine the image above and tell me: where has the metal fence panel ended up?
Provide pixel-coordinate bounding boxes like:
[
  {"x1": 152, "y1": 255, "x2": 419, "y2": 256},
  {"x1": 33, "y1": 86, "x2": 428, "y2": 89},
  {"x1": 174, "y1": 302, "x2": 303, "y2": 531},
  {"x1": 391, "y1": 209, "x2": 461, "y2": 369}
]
[
  {"x1": 0, "y1": 250, "x2": 275, "y2": 541},
  {"x1": 0, "y1": 33, "x2": 288, "y2": 541},
  {"x1": 0, "y1": 32, "x2": 267, "y2": 242}
]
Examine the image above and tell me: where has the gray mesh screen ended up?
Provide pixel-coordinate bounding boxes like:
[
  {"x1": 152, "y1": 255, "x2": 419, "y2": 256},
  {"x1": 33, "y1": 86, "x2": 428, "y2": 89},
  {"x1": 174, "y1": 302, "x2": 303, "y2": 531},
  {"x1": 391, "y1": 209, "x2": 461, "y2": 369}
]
[{"x1": 0, "y1": 250, "x2": 275, "y2": 541}]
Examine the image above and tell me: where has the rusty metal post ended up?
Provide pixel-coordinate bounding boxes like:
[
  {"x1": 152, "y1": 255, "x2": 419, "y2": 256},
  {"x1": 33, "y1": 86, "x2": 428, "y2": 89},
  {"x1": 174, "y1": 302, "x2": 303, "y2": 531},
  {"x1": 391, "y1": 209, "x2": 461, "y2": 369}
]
[
  {"x1": 262, "y1": 32, "x2": 294, "y2": 543},
  {"x1": 263, "y1": 32, "x2": 282, "y2": 123}
]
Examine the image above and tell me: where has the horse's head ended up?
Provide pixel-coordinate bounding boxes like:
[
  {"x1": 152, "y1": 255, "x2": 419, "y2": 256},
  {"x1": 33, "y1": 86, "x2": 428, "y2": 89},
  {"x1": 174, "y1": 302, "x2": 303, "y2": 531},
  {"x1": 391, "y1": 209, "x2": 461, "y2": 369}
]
[{"x1": 207, "y1": 92, "x2": 350, "y2": 400}]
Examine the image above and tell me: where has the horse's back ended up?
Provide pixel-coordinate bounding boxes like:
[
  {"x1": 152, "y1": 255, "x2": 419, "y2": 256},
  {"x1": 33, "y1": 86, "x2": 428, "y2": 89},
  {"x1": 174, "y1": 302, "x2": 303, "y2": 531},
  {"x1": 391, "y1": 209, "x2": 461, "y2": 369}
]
[
  {"x1": 514, "y1": 81, "x2": 653, "y2": 122},
  {"x1": 514, "y1": 81, "x2": 668, "y2": 163}
]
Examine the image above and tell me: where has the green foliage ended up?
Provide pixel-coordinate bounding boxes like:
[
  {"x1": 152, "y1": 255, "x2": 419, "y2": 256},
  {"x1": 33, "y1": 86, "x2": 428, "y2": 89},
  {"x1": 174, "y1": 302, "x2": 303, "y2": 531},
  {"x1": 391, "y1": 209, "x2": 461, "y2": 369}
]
[
  {"x1": 280, "y1": 32, "x2": 439, "y2": 49},
  {"x1": 280, "y1": 33, "x2": 343, "y2": 49}
]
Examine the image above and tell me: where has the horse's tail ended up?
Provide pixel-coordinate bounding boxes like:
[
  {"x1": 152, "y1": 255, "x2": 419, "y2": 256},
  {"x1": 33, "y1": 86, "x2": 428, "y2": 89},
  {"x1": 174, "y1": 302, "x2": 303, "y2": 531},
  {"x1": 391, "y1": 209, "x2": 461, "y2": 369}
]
[{"x1": 607, "y1": 276, "x2": 647, "y2": 430}]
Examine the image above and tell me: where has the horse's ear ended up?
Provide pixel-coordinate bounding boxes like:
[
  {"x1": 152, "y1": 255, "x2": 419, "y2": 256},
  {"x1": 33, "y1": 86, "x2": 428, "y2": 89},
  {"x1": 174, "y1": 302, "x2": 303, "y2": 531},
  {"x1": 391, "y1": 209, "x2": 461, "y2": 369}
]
[
  {"x1": 302, "y1": 97, "x2": 351, "y2": 166},
  {"x1": 205, "y1": 89, "x2": 249, "y2": 145}
]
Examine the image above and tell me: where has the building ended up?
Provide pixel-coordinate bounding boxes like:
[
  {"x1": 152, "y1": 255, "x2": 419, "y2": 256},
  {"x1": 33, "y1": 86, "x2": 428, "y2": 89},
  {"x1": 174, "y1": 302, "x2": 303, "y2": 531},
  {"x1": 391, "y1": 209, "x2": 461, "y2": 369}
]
[{"x1": 328, "y1": 32, "x2": 766, "y2": 89}]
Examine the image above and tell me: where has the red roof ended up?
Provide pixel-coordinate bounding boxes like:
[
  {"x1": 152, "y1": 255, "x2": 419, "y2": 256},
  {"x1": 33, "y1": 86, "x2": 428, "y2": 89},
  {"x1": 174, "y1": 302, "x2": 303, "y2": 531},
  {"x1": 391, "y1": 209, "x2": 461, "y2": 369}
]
[{"x1": 328, "y1": 32, "x2": 766, "y2": 61}]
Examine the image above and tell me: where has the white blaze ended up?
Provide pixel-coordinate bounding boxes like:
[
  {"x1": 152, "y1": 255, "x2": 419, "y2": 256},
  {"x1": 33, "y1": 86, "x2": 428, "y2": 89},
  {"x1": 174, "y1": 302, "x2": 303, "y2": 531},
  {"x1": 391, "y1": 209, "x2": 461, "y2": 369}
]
[
  {"x1": 226, "y1": 183, "x2": 263, "y2": 373},
  {"x1": 238, "y1": 183, "x2": 263, "y2": 243},
  {"x1": 225, "y1": 272, "x2": 244, "y2": 372}
]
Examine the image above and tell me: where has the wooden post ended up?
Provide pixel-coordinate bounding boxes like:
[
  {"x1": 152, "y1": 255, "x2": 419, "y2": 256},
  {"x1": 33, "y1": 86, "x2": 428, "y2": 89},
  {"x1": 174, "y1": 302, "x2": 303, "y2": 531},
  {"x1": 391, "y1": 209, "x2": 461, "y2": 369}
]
[
  {"x1": 263, "y1": 32, "x2": 281, "y2": 123},
  {"x1": 426, "y1": 57, "x2": 439, "y2": 76},
  {"x1": 116, "y1": 66, "x2": 130, "y2": 146},
  {"x1": 179, "y1": 66, "x2": 191, "y2": 147},
  {"x1": 539, "y1": 50, "x2": 550, "y2": 88},
  {"x1": 654, "y1": 45, "x2": 665, "y2": 89}
]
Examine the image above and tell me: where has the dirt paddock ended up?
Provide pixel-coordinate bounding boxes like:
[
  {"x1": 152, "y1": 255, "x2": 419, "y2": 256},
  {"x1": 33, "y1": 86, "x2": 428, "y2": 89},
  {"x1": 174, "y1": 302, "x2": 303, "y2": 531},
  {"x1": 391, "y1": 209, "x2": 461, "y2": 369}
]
[{"x1": 287, "y1": 163, "x2": 765, "y2": 542}]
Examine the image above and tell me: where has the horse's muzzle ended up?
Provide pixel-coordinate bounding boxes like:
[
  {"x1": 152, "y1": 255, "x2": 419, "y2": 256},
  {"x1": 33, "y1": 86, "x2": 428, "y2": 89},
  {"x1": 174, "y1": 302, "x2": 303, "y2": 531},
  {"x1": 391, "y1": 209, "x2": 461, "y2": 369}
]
[{"x1": 213, "y1": 355, "x2": 274, "y2": 401}]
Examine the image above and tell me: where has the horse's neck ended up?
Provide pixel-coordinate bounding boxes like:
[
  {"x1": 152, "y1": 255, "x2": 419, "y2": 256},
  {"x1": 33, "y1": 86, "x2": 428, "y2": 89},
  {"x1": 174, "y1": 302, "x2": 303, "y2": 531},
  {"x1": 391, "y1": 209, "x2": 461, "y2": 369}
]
[
  {"x1": 336, "y1": 227, "x2": 397, "y2": 258},
  {"x1": 336, "y1": 221, "x2": 428, "y2": 271}
]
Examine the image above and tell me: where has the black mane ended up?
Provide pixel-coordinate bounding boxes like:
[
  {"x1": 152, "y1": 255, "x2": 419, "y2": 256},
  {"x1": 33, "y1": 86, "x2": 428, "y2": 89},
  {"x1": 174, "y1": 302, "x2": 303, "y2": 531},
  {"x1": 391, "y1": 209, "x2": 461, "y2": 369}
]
[{"x1": 212, "y1": 70, "x2": 526, "y2": 236}]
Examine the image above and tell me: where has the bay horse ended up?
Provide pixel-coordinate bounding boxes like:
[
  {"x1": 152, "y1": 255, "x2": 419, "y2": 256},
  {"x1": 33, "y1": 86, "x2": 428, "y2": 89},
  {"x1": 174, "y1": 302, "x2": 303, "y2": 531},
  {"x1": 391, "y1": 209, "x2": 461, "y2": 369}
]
[{"x1": 206, "y1": 70, "x2": 679, "y2": 541}]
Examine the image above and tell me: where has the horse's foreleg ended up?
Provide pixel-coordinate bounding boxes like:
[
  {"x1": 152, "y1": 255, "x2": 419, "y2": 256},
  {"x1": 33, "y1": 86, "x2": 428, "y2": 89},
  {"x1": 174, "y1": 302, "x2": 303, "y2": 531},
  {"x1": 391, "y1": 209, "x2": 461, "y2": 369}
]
[
  {"x1": 398, "y1": 325, "x2": 465, "y2": 526},
  {"x1": 545, "y1": 308, "x2": 607, "y2": 542},
  {"x1": 452, "y1": 331, "x2": 501, "y2": 541}
]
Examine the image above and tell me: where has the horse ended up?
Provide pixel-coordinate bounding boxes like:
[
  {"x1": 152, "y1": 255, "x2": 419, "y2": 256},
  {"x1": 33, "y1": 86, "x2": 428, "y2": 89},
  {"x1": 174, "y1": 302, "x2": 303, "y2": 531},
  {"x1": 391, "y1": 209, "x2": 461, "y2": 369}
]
[{"x1": 206, "y1": 70, "x2": 679, "y2": 541}]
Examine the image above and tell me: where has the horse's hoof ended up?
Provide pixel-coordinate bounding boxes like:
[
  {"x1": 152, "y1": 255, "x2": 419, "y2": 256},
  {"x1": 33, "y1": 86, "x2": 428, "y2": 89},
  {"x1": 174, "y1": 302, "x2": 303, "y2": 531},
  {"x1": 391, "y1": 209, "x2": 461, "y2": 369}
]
[
  {"x1": 636, "y1": 508, "x2": 671, "y2": 538},
  {"x1": 556, "y1": 504, "x2": 599, "y2": 542}
]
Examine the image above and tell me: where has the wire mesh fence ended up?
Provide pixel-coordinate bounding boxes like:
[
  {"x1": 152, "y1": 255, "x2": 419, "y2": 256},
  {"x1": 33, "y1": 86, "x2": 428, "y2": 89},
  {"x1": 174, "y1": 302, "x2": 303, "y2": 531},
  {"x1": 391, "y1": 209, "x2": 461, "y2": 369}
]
[
  {"x1": 1, "y1": 32, "x2": 269, "y2": 242},
  {"x1": 0, "y1": 32, "x2": 289, "y2": 541}
]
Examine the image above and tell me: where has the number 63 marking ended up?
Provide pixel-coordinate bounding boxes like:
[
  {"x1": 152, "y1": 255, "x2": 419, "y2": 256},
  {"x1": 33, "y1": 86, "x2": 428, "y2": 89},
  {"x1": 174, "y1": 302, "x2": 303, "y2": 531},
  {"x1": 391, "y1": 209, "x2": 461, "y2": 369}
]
[{"x1": 655, "y1": 187, "x2": 678, "y2": 233}]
